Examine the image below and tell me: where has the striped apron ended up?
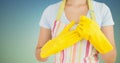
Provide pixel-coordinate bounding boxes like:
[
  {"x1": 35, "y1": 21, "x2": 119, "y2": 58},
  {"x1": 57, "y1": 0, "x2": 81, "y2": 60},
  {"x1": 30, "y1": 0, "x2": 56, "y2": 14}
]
[
  {"x1": 51, "y1": 0, "x2": 99, "y2": 63},
  {"x1": 51, "y1": 20, "x2": 99, "y2": 63}
]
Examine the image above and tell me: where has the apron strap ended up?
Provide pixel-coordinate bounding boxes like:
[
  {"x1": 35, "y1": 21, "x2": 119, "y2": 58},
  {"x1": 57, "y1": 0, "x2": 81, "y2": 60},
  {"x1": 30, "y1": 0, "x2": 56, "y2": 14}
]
[
  {"x1": 56, "y1": 0, "x2": 66, "y2": 21},
  {"x1": 56, "y1": 0, "x2": 96, "y2": 22},
  {"x1": 88, "y1": 0, "x2": 96, "y2": 22}
]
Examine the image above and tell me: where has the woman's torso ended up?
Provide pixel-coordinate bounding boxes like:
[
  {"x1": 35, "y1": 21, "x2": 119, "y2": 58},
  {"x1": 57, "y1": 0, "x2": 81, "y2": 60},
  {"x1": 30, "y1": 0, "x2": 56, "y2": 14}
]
[
  {"x1": 40, "y1": 1, "x2": 113, "y2": 63},
  {"x1": 51, "y1": 1, "x2": 100, "y2": 63}
]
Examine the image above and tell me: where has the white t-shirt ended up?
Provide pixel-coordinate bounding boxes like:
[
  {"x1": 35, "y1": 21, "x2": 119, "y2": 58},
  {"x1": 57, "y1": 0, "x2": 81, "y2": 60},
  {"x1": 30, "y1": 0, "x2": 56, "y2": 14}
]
[{"x1": 39, "y1": 1, "x2": 114, "y2": 29}]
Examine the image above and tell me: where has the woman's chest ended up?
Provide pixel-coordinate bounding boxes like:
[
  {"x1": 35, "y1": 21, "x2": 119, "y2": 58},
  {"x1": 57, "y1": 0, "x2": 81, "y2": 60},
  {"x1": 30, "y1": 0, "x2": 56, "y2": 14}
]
[{"x1": 64, "y1": 6, "x2": 89, "y2": 23}]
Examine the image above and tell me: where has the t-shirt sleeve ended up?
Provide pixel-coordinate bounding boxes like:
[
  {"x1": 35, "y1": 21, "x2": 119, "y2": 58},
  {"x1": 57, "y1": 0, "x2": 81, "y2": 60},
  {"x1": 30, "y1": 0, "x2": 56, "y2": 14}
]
[
  {"x1": 101, "y1": 4, "x2": 115, "y2": 26},
  {"x1": 39, "y1": 7, "x2": 51, "y2": 29}
]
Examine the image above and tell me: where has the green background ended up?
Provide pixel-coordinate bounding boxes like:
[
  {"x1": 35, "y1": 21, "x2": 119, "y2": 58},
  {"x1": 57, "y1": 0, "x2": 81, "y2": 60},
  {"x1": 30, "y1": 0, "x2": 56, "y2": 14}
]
[{"x1": 0, "y1": 0, "x2": 120, "y2": 63}]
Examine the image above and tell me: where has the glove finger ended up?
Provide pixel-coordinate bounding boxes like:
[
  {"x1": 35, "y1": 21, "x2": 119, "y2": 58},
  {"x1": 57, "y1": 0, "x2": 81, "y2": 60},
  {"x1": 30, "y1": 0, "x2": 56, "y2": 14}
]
[
  {"x1": 80, "y1": 16, "x2": 99, "y2": 29},
  {"x1": 76, "y1": 25, "x2": 83, "y2": 30},
  {"x1": 62, "y1": 21, "x2": 75, "y2": 32},
  {"x1": 80, "y1": 16, "x2": 91, "y2": 22},
  {"x1": 52, "y1": 32, "x2": 79, "y2": 46},
  {"x1": 79, "y1": 16, "x2": 92, "y2": 25},
  {"x1": 76, "y1": 26, "x2": 84, "y2": 35},
  {"x1": 67, "y1": 34, "x2": 81, "y2": 45},
  {"x1": 59, "y1": 30, "x2": 78, "y2": 40},
  {"x1": 60, "y1": 30, "x2": 76, "y2": 38},
  {"x1": 65, "y1": 32, "x2": 80, "y2": 41}
]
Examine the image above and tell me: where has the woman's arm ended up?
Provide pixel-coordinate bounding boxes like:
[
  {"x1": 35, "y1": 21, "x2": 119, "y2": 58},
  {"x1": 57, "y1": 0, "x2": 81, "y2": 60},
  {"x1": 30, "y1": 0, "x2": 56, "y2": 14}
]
[
  {"x1": 101, "y1": 25, "x2": 117, "y2": 63},
  {"x1": 35, "y1": 27, "x2": 52, "y2": 62}
]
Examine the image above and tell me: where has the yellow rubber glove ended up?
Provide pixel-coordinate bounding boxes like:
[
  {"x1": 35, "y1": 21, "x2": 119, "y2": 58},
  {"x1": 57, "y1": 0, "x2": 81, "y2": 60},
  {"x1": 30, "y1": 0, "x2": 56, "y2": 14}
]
[
  {"x1": 76, "y1": 16, "x2": 113, "y2": 54},
  {"x1": 40, "y1": 21, "x2": 82, "y2": 58}
]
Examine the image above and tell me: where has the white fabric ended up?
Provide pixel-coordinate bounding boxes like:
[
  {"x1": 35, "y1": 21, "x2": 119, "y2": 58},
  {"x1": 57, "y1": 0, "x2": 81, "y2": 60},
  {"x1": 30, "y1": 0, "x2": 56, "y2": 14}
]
[{"x1": 39, "y1": 1, "x2": 114, "y2": 29}]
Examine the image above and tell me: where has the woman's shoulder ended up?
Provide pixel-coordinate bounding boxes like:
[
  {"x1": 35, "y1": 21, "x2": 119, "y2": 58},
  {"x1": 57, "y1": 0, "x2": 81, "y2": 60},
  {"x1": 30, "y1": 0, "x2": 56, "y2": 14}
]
[
  {"x1": 93, "y1": 0, "x2": 110, "y2": 10},
  {"x1": 92, "y1": 0, "x2": 111, "y2": 16},
  {"x1": 92, "y1": 1, "x2": 113, "y2": 27}
]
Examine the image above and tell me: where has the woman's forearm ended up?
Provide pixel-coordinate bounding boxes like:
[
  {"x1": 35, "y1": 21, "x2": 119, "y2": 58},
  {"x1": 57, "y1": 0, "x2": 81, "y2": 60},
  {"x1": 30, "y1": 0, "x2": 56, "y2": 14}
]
[
  {"x1": 101, "y1": 48, "x2": 116, "y2": 63},
  {"x1": 35, "y1": 28, "x2": 51, "y2": 62},
  {"x1": 35, "y1": 47, "x2": 48, "y2": 62},
  {"x1": 101, "y1": 26, "x2": 117, "y2": 63}
]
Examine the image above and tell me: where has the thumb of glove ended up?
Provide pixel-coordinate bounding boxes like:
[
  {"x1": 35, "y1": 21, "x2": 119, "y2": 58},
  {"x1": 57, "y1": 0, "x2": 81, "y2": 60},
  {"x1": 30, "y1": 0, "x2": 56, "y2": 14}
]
[{"x1": 60, "y1": 21, "x2": 75, "y2": 34}]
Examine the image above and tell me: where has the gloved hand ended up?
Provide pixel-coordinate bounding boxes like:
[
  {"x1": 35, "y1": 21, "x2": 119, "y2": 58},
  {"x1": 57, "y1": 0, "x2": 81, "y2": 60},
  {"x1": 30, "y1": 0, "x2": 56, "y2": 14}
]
[
  {"x1": 40, "y1": 21, "x2": 82, "y2": 58},
  {"x1": 76, "y1": 16, "x2": 113, "y2": 54}
]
